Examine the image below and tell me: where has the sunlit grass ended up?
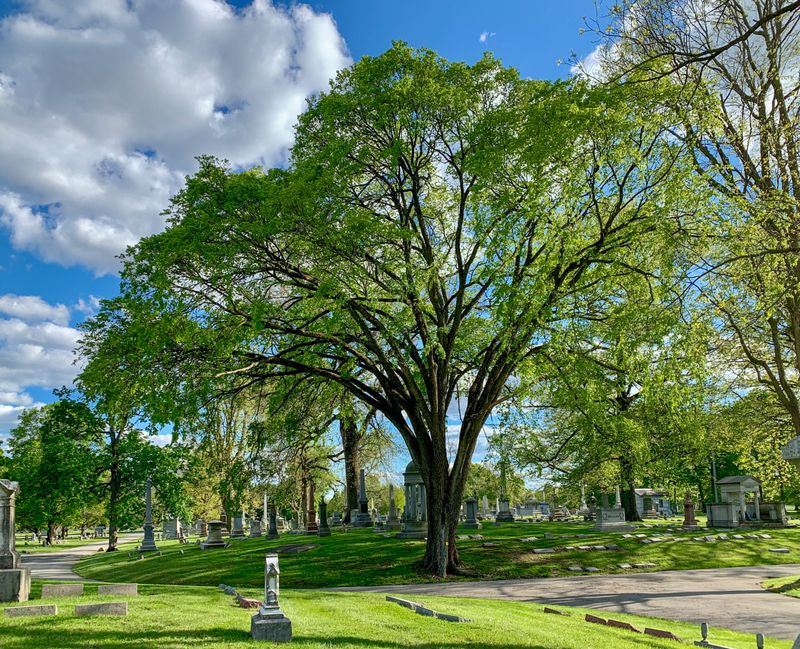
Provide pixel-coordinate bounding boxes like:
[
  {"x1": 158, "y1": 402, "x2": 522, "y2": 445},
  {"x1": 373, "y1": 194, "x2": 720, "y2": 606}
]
[{"x1": 0, "y1": 581, "x2": 790, "y2": 649}]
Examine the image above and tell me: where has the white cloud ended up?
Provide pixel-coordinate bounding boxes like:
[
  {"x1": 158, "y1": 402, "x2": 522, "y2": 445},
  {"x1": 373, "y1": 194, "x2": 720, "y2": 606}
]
[
  {"x1": 0, "y1": 294, "x2": 70, "y2": 325},
  {"x1": 73, "y1": 296, "x2": 102, "y2": 317},
  {"x1": 0, "y1": 295, "x2": 82, "y2": 435},
  {"x1": 0, "y1": 0, "x2": 351, "y2": 274},
  {"x1": 479, "y1": 31, "x2": 496, "y2": 44},
  {"x1": 571, "y1": 43, "x2": 606, "y2": 79}
]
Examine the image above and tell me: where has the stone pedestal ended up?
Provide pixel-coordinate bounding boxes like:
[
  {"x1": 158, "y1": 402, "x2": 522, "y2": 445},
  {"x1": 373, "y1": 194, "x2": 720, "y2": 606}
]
[
  {"x1": 200, "y1": 520, "x2": 227, "y2": 549},
  {"x1": 463, "y1": 496, "x2": 482, "y2": 529},
  {"x1": 251, "y1": 554, "x2": 292, "y2": 642},
  {"x1": 495, "y1": 497, "x2": 515, "y2": 523},
  {"x1": 139, "y1": 523, "x2": 158, "y2": 552},
  {"x1": 0, "y1": 568, "x2": 30, "y2": 603},
  {"x1": 251, "y1": 608, "x2": 292, "y2": 642}
]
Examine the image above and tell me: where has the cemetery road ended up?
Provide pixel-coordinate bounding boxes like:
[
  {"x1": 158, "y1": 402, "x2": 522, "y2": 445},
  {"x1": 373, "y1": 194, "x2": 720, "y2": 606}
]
[
  {"x1": 333, "y1": 564, "x2": 800, "y2": 640},
  {"x1": 20, "y1": 534, "x2": 141, "y2": 581}
]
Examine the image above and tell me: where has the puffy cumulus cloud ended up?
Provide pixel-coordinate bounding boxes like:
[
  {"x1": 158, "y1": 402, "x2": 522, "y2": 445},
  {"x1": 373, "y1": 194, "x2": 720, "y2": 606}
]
[
  {"x1": 0, "y1": 294, "x2": 70, "y2": 325},
  {"x1": 0, "y1": 0, "x2": 350, "y2": 274},
  {"x1": 0, "y1": 295, "x2": 82, "y2": 435}
]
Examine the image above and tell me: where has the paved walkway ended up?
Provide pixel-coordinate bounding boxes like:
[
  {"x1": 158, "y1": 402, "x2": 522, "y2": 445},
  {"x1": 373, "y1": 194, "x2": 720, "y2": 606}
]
[
  {"x1": 20, "y1": 533, "x2": 141, "y2": 581},
  {"x1": 333, "y1": 564, "x2": 800, "y2": 640}
]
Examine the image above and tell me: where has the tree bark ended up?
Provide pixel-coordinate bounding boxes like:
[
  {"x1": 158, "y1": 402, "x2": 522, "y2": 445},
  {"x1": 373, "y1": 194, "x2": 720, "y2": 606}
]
[
  {"x1": 107, "y1": 425, "x2": 121, "y2": 551},
  {"x1": 340, "y1": 414, "x2": 360, "y2": 525},
  {"x1": 619, "y1": 457, "x2": 642, "y2": 522}
]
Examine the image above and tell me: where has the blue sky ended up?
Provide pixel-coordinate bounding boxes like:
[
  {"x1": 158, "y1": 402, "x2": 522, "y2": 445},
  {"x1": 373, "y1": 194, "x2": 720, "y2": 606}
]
[{"x1": 0, "y1": 1, "x2": 603, "y2": 442}]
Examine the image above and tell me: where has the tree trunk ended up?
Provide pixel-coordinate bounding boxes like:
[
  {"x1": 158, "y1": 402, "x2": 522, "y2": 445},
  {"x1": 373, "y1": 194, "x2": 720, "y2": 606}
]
[
  {"x1": 340, "y1": 414, "x2": 360, "y2": 525},
  {"x1": 107, "y1": 427, "x2": 121, "y2": 552},
  {"x1": 47, "y1": 521, "x2": 55, "y2": 546},
  {"x1": 619, "y1": 457, "x2": 642, "y2": 522},
  {"x1": 420, "y1": 449, "x2": 470, "y2": 577}
]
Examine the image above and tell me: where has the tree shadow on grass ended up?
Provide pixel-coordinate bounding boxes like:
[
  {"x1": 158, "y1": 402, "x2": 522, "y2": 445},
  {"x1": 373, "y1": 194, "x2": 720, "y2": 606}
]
[
  {"x1": 0, "y1": 626, "x2": 250, "y2": 649},
  {"x1": 1, "y1": 626, "x2": 562, "y2": 649}
]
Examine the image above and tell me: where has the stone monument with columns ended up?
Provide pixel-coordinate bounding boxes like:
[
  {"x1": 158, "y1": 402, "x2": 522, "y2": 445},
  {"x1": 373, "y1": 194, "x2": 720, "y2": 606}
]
[
  {"x1": 0, "y1": 479, "x2": 30, "y2": 602},
  {"x1": 398, "y1": 461, "x2": 427, "y2": 539},
  {"x1": 250, "y1": 554, "x2": 292, "y2": 642}
]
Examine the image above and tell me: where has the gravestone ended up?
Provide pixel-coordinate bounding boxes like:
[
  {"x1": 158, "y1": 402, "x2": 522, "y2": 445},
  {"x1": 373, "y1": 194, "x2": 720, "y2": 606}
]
[
  {"x1": 75, "y1": 602, "x2": 127, "y2": 617},
  {"x1": 249, "y1": 519, "x2": 262, "y2": 538},
  {"x1": 230, "y1": 511, "x2": 246, "y2": 538},
  {"x1": 4, "y1": 604, "x2": 57, "y2": 617},
  {"x1": 463, "y1": 496, "x2": 482, "y2": 529},
  {"x1": 317, "y1": 499, "x2": 331, "y2": 537},
  {"x1": 593, "y1": 492, "x2": 636, "y2": 533},
  {"x1": 496, "y1": 496, "x2": 515, "y2": 523},
  {"x1": 267, "y1": 511, "x2": 279, "y2": 539},
  {"x1": 200, "y1": 520, "x2": 227, "y2": 550},
  {"x1": 481, "y1": 495, "x2": 489, "y2": 517},
  {"x1": 331, "y1": 511, "x2": 342, "y2": 526},
  {"x1": 0, "y1": 480, "x2": 30, "y2": 602},
  {"x1": 353, "y1": 469, "x2": 374, "y2": 527},
  {"x1": 250, "y1": 554, "x2": 292, "y2": 642},
  {"x1": 163, "y1": 517, "x2": 181, "y2": 540},
  {"x1": 98, "y1": 584, "x2": 137, "y2": 596},
  {"x1": 139, "y1": 477, "x2": 158, "y2": 552},
  {"x1": 41, "y1": 583, "x2": 83, "y2": 598},
  {"x1": 196, "y1": 518, "x2": 207, "y2": 537},
  {"x1": 387, "y1": 484, "x2": 402, "y2": 531}
]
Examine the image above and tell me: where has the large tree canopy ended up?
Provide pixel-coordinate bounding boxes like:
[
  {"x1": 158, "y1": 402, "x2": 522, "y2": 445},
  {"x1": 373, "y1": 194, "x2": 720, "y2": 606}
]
[{"x1": 83, "y1": 44, "x2": 694, "y2": 576}]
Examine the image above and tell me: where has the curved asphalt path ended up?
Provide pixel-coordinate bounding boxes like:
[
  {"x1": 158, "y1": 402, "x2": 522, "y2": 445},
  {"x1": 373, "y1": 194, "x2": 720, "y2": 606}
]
[
  {"x1": 333, "y1": 564, "x2": 800, "y2": 641},
  {"x1": 20, "y1": 533, "x2": 141, "y2": 580}
]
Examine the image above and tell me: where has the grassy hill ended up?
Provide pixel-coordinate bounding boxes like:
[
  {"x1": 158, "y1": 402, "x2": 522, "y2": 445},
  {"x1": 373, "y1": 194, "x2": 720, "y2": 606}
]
[
  {"x1": 74, "y1": 520, "x2": 800, "y2": 588},
  {"x1": 1, "y1": 581, "x2": 789, "y2": 649}
]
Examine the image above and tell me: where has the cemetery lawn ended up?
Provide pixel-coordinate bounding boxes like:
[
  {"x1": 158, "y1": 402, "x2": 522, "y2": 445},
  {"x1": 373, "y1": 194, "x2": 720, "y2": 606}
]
[
  {"x1": 15, "y1": 534, "x2": 108, "y2": 554},
  {"x1": 75, "y1": 521, "x2": 800, "y2": 588},
  {"x1": 0, "y1": 581, "x2": 792, "y2": 649},
  {"x1": 764, "y1": 574, "x2": 800, "y2": 597}
]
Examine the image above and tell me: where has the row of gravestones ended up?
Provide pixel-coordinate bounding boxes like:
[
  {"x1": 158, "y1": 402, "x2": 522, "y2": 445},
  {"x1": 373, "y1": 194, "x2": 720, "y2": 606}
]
[{"x1": 4, "y1": 583, "x2": 136, "y2": 618}]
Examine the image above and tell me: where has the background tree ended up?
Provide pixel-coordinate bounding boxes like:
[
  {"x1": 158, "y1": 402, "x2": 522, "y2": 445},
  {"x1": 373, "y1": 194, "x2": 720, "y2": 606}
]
[
  {"x1": 7, "y1": 401, "x2": 101, "y2": 543},
  {"x1": 594, "y1": 0, "x2": 800, "y2": 443}
]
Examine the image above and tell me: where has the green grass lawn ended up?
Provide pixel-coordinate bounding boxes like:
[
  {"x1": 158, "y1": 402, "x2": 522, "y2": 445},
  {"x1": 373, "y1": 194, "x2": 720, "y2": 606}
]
[
  {"x1": 16, "y1": 534, "x2": 105, "y2": 554},
  {"x1": 75, "y1": 520, "x2": 800, "y2": 589},
  {"x1": 763, "y1": 574, "x2": 800, "y2": 597},
  {"x1": 0, "y1": 581, "x2": 789, "y2": 649}
]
